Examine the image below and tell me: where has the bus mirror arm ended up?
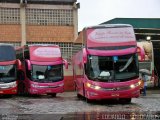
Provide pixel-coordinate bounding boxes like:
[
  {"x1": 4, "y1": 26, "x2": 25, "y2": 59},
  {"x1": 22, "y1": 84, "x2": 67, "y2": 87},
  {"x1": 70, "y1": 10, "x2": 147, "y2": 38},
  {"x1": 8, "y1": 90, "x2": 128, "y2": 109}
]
[
  {"x1": 26, "y1": 59, "x2": 31, "y2": 70},
  {"x1": 63, "y1": 59, "x2": 68, "y2": 69},
  {"x1": 16, "y1": 59, "x2": 22, "y2": 70},
  {"x1": 137, "y1": 46, "x2": 145, "y2": 62},
  {"x1": 83, "y1": 48, "x2": 87, "y2": 63}
]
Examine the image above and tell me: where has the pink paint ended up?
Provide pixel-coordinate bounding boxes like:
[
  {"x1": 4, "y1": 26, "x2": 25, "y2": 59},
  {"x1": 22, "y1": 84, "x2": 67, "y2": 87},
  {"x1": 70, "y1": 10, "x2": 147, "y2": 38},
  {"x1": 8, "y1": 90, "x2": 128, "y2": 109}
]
[
  {"x1": 30, "y1": 46, "x2": 62, "y2": 62},
  {"x1": 31, "y1": 60, "x2": 63, "y2": 65},
  {"x1": 17, "y1": 45, "x2": 67, "y2": 95},
  {"x1": 33, "y1": 47, "x2": 61, "y2": 58},
  {"x1": 87, "y1": 47, "x2": 136, "y2": 56},
  {"x1": 28, "y1": 80, "x2": 64, "y2": 94},
  {"x1": 87, "y1": 27, "x2": 136, "y2": 48},
  {"x1": 73, "y1": 25, "x2": 141, "y2": 101}
]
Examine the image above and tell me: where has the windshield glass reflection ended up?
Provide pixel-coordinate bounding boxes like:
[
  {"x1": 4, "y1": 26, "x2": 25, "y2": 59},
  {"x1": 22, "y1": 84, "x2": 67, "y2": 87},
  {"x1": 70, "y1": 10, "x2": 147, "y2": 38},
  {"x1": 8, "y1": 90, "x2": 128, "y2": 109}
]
[
  {"x1": 85, "y1": 54, "x2": 139, "y2": 82},
  {"x1": 31, "y1": 64, "x2": 63, "y2": 82}
]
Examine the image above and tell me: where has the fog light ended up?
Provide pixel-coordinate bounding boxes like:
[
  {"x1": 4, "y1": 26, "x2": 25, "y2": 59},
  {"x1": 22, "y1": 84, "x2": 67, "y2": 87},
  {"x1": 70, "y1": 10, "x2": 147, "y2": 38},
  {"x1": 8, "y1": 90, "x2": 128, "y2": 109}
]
[{"x1": 12, "y1": 90, "x2": 17, "y2": 92}]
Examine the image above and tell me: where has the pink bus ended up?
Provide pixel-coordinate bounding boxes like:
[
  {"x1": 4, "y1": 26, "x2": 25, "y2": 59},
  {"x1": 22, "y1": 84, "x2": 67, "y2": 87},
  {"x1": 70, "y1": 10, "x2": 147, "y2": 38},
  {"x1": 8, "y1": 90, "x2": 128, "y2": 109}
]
[
  {"x1": 73, "y1": 24, "x2": 144, "y2": 103},
  {"x1": 16, "y1": 44, "x2": 68, "y2": 96},
  {"x1": 0, "y1": 44, "x2": 22, "y2": 96}
]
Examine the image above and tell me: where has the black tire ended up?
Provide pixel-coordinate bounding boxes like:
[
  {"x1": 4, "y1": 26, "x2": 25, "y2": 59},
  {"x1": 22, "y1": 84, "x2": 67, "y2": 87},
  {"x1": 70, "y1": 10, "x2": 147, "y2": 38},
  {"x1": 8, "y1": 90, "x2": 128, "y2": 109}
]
[
  {"x1": 125, "y1": 98, "x2": 131, "y2": 103},
  {"x1": 120, "y1": 98, "x2": 131, "y2": 104},
  {"x1": 75, "y1": 84, "x2": 82, "y2": 99},
  {"x1": 86, "y1": 98, "x2": 93, "y2": 103},
  {"x1": 48, "y1": 93, "x2": 56, "y2": 97},
  {"x1": 77, "y1": 93, "x2": 82, "y2": 99},
  {"x1": 4, "y1": 94, "x2": 13, "y2": 98},
  {"x1": 83, "y1": 84, "x2": 92, "y2": 103}
]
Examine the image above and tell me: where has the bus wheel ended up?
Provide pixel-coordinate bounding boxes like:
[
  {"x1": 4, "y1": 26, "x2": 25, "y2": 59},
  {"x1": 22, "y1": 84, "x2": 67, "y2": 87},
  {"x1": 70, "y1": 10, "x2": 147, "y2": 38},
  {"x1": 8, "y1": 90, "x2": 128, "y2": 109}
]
[
  {"x1": 77, "y1": 93, "x2": 82, "y2": 99},
  {"x1": 75, "y1": 86, "x2": 81, "y2": 99},
  {"x1": 120, "y1": 98, "x2": 131, "y2": 104},
  {"x1": 48, "y1": 93, "x2": 56, "y2": 97},
  {"x1": 86, "y1": 98, "x2": 93, "y2": 103},
  {"x1": 4, "y1": 94, "x2": 12, "y2": 98},
  {"x1": 125, "y1": 98, "x2": 131, "y2": 103}
]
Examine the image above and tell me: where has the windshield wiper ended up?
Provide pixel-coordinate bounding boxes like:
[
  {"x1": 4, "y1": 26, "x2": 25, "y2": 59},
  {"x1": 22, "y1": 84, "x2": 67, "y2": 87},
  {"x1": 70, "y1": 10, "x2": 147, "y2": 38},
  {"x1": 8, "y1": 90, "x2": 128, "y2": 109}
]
[
  {"x1": 119, "y1": 56, "x2": 133, "y2": 72},
  {"x1": 90, "y1": 76, "x2": 113, "y2": 82}
]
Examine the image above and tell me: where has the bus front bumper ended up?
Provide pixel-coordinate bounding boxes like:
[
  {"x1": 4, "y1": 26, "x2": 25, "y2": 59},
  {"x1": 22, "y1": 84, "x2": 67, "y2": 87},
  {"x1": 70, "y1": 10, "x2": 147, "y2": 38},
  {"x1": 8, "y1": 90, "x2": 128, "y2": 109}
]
[
  {"x1": 0, "y1": 87, "x2": 17, "y2": 95},
  {"x1": 28, "y1": 84, "x2": 64, "y2": 95},
  {"x1": 85, "y1": 87, "x2": 140, "y2": 100}
]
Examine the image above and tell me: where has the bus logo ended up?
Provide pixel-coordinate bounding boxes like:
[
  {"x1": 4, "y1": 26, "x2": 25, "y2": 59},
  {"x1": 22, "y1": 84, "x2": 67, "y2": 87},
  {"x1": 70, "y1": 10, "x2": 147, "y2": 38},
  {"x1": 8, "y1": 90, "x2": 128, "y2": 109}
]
[{"x1": 113, "y1": 88, "x2": 118, "y2": 91}]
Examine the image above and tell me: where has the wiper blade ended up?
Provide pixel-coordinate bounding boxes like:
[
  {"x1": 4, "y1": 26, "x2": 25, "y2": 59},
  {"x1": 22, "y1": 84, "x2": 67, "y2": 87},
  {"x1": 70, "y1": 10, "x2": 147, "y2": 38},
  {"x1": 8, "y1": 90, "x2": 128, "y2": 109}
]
[
  {"x1": 92, "y1": 76, "x2": 106, "y2": 81},
  {"x1": 88, "y1": 76, "x2": 99, "y2": 81}
]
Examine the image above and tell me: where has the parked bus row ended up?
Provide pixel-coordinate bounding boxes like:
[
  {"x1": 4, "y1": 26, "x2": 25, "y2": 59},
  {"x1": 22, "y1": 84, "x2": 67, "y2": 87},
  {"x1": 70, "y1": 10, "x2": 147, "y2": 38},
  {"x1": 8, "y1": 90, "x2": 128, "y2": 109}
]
[
  {"x1": 0, "y1": 44, "x2": 68, "y2": 97},
  {"x1": 0, "y1": 24, "x2": 146, "y2": 103}
]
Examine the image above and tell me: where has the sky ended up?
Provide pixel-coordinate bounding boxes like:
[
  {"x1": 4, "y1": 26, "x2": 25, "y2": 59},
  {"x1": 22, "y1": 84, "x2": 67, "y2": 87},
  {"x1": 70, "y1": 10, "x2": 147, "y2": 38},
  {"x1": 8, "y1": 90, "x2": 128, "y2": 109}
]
[{"x1": 77, "y1": 0, "x2": 160, "y2": 31}]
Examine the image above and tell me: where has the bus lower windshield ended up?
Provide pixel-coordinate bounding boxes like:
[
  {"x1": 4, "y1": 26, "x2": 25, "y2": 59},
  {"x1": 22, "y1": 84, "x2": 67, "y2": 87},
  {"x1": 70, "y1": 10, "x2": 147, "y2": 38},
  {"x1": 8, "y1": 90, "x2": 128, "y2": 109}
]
[
  {"x1": 85, "y1": 54, "x2": 139, "y2": 82},
  {"x1": 0, "y1": 65, "x2": 16, "y2": 83},
  {"x1": 31, "y1": 64, "x2": 63, "y2": 82}
]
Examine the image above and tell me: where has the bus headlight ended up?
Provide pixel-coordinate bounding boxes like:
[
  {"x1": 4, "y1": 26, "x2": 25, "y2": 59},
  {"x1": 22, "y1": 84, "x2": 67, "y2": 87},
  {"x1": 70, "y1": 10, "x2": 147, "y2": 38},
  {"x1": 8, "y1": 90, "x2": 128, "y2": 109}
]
[
  {"x1": 9, "y1": 82, "x2": 17, "y2": 88},
  {"x1": 95, "y1": 86, "x2": 101, "y2": 90},
  {"x1": 86, "y1": 83, "x2": 101, "y2": 90},
  {"x1": 130, "y1": 84, "x2": 135, "y2": 89},
  {"x1": 130, "y1": 82, "x2": 140, "y2": 89},
  {"x1": 0, "y1": 82, "x2": 17, "y2": 89}
]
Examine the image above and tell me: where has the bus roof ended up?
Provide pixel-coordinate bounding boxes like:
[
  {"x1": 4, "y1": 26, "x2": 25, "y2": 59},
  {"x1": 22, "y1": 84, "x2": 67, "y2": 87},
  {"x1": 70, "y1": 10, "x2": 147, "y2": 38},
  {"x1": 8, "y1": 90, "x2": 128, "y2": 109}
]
[
  {"x1": 16, "y1": 44, "x2": 59, "y2": 50},
  {"x1": 0, "y1": 43, "x2": 14, "y2": 47},
  {"x1": 27, "y1": 44, "x2": 58, "y2": 47},
  {"x1": 84, "y1": 24, "x2": 133, "y2": 30}
]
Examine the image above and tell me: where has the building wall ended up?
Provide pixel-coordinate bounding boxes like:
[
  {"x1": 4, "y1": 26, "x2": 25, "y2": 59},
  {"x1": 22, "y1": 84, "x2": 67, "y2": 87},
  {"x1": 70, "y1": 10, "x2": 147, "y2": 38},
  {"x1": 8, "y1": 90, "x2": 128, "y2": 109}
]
[
  {"x1": 0, "y1": 2, "x2": 78, "y2": 91},
  {"x1": 27, "y1": 26, "x2": 74, "y2": 42},
  {"x1": 0, "y1": 25, "x2": 21, "y2": 42},
  {"x1": 0, "y1": 2, "x2": 78, "y2": 57}
]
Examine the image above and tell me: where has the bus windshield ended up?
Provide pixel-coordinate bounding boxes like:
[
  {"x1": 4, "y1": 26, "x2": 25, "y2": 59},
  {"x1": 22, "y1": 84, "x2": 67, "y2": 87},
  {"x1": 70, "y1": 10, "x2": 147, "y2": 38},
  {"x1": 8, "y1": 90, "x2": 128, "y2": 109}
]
[
  {"x1": 86, "y1": 54, "x2": 139, "y2": 82},
  {"x1": 31, "y1": 64, "x2": 63, "y2": 82},
  {"x1": 0, "y1": 65, "x2": 16, "y2": 83}
]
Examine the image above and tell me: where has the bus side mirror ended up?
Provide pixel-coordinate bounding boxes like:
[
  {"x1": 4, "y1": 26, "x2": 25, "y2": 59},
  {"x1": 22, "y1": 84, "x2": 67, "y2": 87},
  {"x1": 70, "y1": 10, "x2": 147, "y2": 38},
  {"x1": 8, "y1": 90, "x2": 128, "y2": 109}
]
[
  {"x1": 83, "y1": 48, "x2": 87, "y2": 63},
  {"x1": 17, "y1": 59, "x2": 22, "y2": 70},
  {"x1": 26, "y1": 59, "x2": 31, "y2": 70},
  {"x1": 137, "y1": 46, "x2": 145, "y2": 62},
  {"x1": 63, "y1": 59, "x2": 68, "y2": 69}
]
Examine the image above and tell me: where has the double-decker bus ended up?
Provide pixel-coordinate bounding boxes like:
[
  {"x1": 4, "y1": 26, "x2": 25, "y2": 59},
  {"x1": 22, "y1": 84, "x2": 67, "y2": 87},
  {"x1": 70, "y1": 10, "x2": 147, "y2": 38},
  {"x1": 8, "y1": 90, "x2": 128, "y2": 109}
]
[
  {"x1": 73, "y1": 24, "x2": 144, "y2": 103},
  {"x1": 137, "y1": 40, "x2": 158, "y2": 88},
  {"x1": 16, "y1": 44, "x2": 68, "y2": 96},
  {"x1": 0, "y1": 44, "x2": 22, "y2": 96}
]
